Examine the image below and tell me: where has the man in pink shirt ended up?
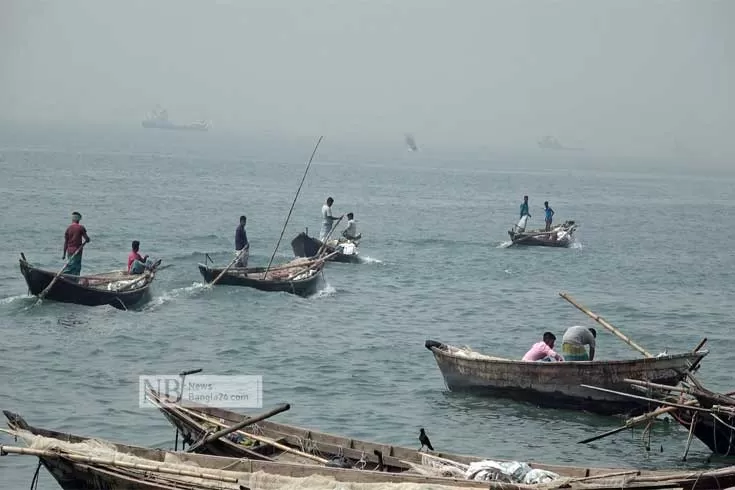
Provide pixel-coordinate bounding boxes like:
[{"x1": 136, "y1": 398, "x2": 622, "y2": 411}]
[{"x1": 522, "y1": 332, "x2": 564, "y2": 362}]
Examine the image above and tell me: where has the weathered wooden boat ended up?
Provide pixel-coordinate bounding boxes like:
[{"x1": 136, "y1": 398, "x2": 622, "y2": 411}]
[
  {"x1": 291, "y1": 231, "x2": 360, "y2": 263},
  {"x1": 508, "y1": 220, "x2": 578, "y2": 247},
  {"x1": 0, "y1": 411, "x2": 511, "y2": 490},
  {"x1": 6, "y1": 411, "x2": 735, "y2": 490},
  {"x1": 197, "y1": 256, "x2": 324, "y2": 297},
  {"x1": 424, "y1": 340, "x2": 708, "y2": 416},
  {"x1": 18, "y1": 253, "x2": 158, "y2": 310}
]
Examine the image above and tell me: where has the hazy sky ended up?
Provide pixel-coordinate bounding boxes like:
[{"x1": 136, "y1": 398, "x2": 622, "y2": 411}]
[{"x1": 1, "y1": 1, "x2": 732, "y2": 160}]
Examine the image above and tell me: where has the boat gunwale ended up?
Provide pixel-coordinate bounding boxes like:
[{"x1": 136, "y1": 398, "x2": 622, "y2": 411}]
[{"x1": 427, "y1": 341, "x2": 708, "y2": 368}]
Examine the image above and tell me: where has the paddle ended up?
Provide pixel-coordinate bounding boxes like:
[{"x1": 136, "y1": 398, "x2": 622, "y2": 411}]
[
  {"x1": 315, "y1": 214, "x2": 345, "y2": 258},
  {"x1": 262, "y1": 136, "x2": 324, "y2": 279},
  {"x1": 206, "y1": 248, "x2": 248, "y2": 288},
  {"x1": 36, "y1": 242, "x2": 87, "y2": 303},
  {"x1": 185, "y1": 403, "x2": 290, "y2": 453}
]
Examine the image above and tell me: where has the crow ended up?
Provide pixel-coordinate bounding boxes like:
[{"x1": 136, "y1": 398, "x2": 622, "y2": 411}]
[{"x1": 419, "y1": 428, "x2": 434, "y2": 451}]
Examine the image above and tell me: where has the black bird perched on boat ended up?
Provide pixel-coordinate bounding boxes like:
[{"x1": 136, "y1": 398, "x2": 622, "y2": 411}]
[{"x1": 419, "y1": 428, "x2": 434, "y2": 451}]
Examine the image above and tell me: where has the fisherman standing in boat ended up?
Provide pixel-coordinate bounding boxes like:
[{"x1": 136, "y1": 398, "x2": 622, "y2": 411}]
[
  {"x1": 342, "y1": 212, "x2": 361, "y2": 241},
  {"x1": 561, "y1": 326, "x2": 596, "y2": 361},
  {"x1": 62, "y1": 211, "x2": 90, "y2": 276},
  {"x1": 235, "y1": 215, "x2": 249, "y2": 268},
  {"x1": 520, "y1": 196, "x2": 531, "y2": 219},
  {"x1": 522, "y1": 332, "x2": 564, "y2": 362},
  {"x1": 320, "y1": 197, "x2": 342, "y2": 241},
  {"x1": 544, "y1": 201, "x2": 555, "y2": 232}
]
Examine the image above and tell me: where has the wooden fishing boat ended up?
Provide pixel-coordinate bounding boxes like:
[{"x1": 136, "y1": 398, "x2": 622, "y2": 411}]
[
  {"x1": 424, "y1": 340, "x2": 708, "y2": 416},
  {"x1": 6, "y1": 411, "x2": 735, "y2": 490},
  {"x1": 197, "y1": 256, "x2": 324, "y2": 297},
  {"x1": 1, "y1": 411, "x2": 509, "y2": 490},
  {"x1": 508, "y1": 220, "x2": 578, "y2": 247},
  {"x1": 291, "y1": 231, "x2": 360, "y2": 263},
  {"x1": 18, "y1": 253, "x2": 158, "y2": 310},
  {"x1": 141, "y1": 389, "x2": 735, "y2": 489}
]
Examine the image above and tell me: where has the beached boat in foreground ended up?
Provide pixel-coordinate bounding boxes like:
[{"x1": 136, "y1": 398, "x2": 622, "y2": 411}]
[
  {"x1": 291, "y1": 231, "x2": 360, "y2": 263},
  {"x1": 18, "y1": 253, "x2": 159, "y2": 310},
  {"x1": 5, "y1": 410, "x2": 735, "y2": 490},
  {"x1": 424, "y1": 340, "x2": 707, "y2": 415},
  {"x1": 508, "y1": 220, "x2": 578, "y2": 247},
  {"x1": 197, "y1": 256, "x2": 326, "y2": 297}
]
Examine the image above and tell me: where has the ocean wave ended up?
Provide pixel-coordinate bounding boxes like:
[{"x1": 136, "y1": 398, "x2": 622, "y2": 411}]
[
  {"x1": 359, "y1": 256, "x2": 383, "y2": 264},
  {"x1": 143, "y1": 282, "x2": 208, "y2": 310}
]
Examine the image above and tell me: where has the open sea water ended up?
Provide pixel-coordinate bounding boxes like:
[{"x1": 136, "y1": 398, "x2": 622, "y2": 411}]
[{"x1": 1, "y1": 124, "x2": 734, "y2": 489}]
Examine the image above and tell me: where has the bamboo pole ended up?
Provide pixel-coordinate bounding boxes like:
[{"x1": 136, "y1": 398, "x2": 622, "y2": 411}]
[
  {"x1": 263, "y1": 136, "x2": 324, "y2": 279},
  {"x1": 186, "y1": 403, "x2": 290, "y2": 453},
  {"x1": 559, "y1": 292, "x2": 653, "y2": 358},
  {"x1": 0, "y1": 445, "x2": 240, "y2": 484},
  {"x1": 162, "y1": 402, "x2": 329, "y2": 465},
  {"x1": 580, "y1": 384, "x2": 719, "y2": 413}
]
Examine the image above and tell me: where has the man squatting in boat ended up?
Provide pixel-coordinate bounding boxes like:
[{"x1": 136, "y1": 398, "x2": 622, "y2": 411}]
[
  {"x1": 522, "y1": 326, "x2": 597, "y2": 362},
  {"x1": 342, "y1": 213, "x2": 361, "y2": 240}
]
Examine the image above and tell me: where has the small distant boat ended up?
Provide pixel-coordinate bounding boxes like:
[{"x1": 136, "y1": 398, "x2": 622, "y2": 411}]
[
  {"x1": 142, "y1": 106, "x2": 210, "y2": 131},
  {"x1": 19, "y1": 253, "x2": 158, "y2": 310},
  {"x1": 424, "y1": 340, "x2": 707, "y2": 416},
  {"x1": 537, "y1": 136, "x2": 582, "y2": 151},
  {"x1": 508, "y1": 217, "x2": 578, "y2": 247},
  {"x1": 290, "y1": 232, "x2": 360, "y2": 264},
  {"x1": 197, "y1": 256, "x2": 327, "y2": 296},
  {"x1": 405, "y1": 133, "x2": 418, "y2": 152}
]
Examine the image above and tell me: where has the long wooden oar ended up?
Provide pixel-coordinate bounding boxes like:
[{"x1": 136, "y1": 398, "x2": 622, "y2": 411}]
[
  {"x1": 263, "y1": 136, "x2": 324, "y2": 279},
  {"x1": 205, "y1": 248, "x2": 247, "y2": 288},
  {"x1": 36, "y1": 243, "x2": 86, "y2": 303},
  {"x1": 186, "y1": 403, "x2": 290, "y2": 453},
  {"x1": 315, "y1": 214, "x2": 345, "y2": 258},
  {"x1": 559, "y1": 292, "x2": 653, "y2": 358}
]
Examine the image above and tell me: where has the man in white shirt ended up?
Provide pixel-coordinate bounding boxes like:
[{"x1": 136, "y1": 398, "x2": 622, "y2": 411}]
[
  {"x1": 320, "y1": 197, "x2": 342, "y2": 241},
  {"x1": 342, "y1": 212, "x2": 361, "y2": 240}
]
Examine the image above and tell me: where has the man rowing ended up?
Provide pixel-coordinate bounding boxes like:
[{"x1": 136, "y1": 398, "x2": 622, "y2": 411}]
[
  {"x1": 320, "y1": 197, "x2": 342, "y2": 241},
  {"x1": 561, "y1": 326, "x2": 597, "y2": 361},
  {"x1": 63, "y1": 211, "x2": 90, "y2": 276},
  {"x1": 235, "y1": 215, "x2": 249, "y2": 268}
]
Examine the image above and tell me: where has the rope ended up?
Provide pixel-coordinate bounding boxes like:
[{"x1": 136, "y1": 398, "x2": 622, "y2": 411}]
[
  {"x1": 29, "y1": 459, "x2": 41, "y2": 490},
  {"x1": 263, "y1": 136, "x2": 324, "y2": 278}
]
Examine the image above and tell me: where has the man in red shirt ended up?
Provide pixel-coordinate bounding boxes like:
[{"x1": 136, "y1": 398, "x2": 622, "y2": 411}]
[
  {"x1": 63, "y1": 211, "x2": 90, "y2": 276},
  {"x1": 127, "y1": 240, "x2": 160, "y2": 274}
]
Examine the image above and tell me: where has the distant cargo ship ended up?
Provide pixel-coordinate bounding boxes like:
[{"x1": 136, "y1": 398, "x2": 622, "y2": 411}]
[
  {"x1": 405, "y1": 133, "x2": 418, "y2": 152},
  {"x1": 537, "y1": 136, "x2": 582, "y2": 151},
  {"x1": 142, "y1": 106, "x2": 210, "y2": 131}
]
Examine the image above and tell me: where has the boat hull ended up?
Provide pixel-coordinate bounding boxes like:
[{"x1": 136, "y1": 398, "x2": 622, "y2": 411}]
[
  {"x1": 290, "y1": 232, "x2": 360, "y2": 263},
  {"x1": 508, "y1": 220, "x2": 577, "y2": 248},
  {"x1": 425, "y1": 340, "x2": 706, "y2": 416},
  {"x1": 197, "y1": 263, "x2": 322, "y2": 296},
  {"x1": 6, "y1": 410, "x2": 735, "y2": 490},
  {"x1": 19, "y1": 259, "x2": 153, "y2": 310}
]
